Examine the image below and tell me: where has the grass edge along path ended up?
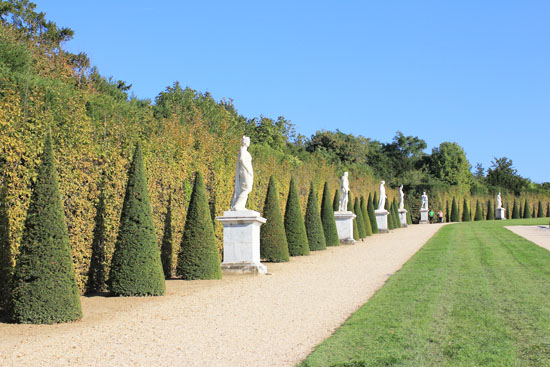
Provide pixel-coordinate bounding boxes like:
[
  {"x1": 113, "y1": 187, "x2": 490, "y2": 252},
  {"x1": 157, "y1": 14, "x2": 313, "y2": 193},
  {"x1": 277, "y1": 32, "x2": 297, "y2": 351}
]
[{"x1": 299, "y1": 218, "x2": 550, "y2": 367}]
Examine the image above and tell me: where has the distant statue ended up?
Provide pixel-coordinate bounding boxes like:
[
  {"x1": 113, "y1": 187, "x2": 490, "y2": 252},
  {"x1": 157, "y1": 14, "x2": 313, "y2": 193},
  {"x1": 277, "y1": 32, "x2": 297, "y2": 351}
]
[
  {"x1": 338, "y1": 172, "x2": 350, "y2": 211},
  {"x1": 399, "y1": 185, "x2": 405, "y2": 210},
  {"x1": 230, "y1": 136, "x2": 253, "y2": 211},
  {"x1": 377, "y1": 181, "x2": 386, "y2": 211},
  {"x1": 497, "y1": 192, "x2": 502, "y2": 209},
  {"x1": 421, "y1": 192, "x2": 428, "y2": 210}
]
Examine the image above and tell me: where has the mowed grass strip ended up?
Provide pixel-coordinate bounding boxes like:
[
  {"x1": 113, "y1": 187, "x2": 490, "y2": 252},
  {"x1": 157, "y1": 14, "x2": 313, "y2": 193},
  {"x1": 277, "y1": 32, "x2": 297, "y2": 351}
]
[{"x1": 299, "y1": 218, "x2": 550, "y2": 367}]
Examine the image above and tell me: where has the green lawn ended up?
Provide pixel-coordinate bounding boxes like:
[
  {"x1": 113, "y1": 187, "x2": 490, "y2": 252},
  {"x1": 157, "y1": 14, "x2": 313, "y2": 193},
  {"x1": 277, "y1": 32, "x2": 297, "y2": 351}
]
[{"x1": 299, "y1": 218, "x2": 550, "y2": 367}]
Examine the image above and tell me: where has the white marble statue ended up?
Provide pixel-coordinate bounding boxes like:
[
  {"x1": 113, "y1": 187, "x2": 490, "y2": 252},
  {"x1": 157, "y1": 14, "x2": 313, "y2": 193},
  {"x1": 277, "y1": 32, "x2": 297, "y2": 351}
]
[
  {"x1": 421, "y1": 192, "x2": 428, "y2": 210},
  {"x1": 399, "y1": 185, "x2": 405, "y2": 210},
  {"x1": 497, "y1": 192, "x2": 502, "y2": 209},
  {"x1": 338, "y1": 172, "x2": 350, "y2": 211},
  {"x1": 377, "y1": 180, "x2": 386, "y2": 211},
  {"x1": 230, "y1": 136, "x2": 253, "y2": 211}
]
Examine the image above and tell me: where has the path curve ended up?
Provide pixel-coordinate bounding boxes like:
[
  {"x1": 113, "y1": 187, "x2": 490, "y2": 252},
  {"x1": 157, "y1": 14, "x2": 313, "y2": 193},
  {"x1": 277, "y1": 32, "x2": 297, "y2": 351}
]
[
  {"x1": 0, "y1": 223, "x2": 444, "y2": 367},
  {"x1": 506, "y1": 225, "x2": 550, "y2": 250}
]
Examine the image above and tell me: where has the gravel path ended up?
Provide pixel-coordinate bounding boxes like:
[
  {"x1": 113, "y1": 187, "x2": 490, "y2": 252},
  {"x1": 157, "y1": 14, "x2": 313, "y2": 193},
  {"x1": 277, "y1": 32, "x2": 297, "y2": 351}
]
[
  {"x1": 0, "y1": 223, "x2": 444, "y2": 367},
  {"x1": 506, "y1": 225, "x2": 550, "y2": 250}
]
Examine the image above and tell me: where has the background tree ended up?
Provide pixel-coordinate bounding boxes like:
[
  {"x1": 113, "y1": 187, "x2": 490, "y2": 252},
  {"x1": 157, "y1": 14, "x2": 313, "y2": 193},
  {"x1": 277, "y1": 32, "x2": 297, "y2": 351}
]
[
  {"x1": 320, "y1": 182, "x2": 339, "y2": 246},
  {"x1": 305, "y1": 183, "x2": 326, "y2": 251},
  {"x1": 486, "y1": 157, "x2": 528, "y2": 195},
  {"x1": 429, "y1": 142, "x2": 471, "y2": 186},
  {"x1": 284, "y1": 177, "x2": 310, "y2": 256},
  {"x1": 259, "y1": 176, "x2": 289, "y2": 262}
]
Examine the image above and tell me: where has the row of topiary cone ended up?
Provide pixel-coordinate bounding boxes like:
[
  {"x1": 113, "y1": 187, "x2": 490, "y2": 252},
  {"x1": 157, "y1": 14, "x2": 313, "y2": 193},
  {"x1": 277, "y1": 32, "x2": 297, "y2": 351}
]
[{"x1": 443, "y1": 197, "x2": 550, "y2": 223}]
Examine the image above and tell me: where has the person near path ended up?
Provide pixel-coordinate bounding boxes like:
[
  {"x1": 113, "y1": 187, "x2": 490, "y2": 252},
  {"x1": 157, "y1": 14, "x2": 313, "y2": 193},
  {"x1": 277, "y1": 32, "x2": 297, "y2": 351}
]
[
  {"x1": 437, "y1": 210, "x2": 444, "y2": 223},
  {"x1": 428, "y1": 209, "x2": 434, "y2": 224}
]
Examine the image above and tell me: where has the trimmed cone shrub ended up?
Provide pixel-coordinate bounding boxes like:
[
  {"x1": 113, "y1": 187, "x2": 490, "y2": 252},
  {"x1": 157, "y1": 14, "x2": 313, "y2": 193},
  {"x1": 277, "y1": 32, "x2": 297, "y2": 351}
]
[
  {"x1": 305, "y1": 182, "x2": 326, "y2": 251},
  {"x1": 451, "y1": 197, "x2": 459, "y2": 222},
  {"x1": 284, "y1": 177, "x2": 310, "y2": 256},
  {"x1": 373, "y1": 192, "x2": 379, "y2": 210},
  {"x1": 86, "y1": 189, "x2": 107, "y2": 293},
  {"x1": 486, "y1": 200, "x2": 495, "y2": 220},
  {"x1": 10, "y1": 134, "x2": 82, "y2": 323},
  {"x1": 392, "y1": 198, "x2": 400, "y2": 228},
  {"x1": 537, "y1": 201, "x2": 543, "y2": 218},
  {"x1": 259, "y1": 176, "x2": 290, "y2": 262},
  {"x1": 462, "y1": 199, "x2": 471, "y2": 222},
  {"x1": 474, "y1": 200, "x2": 483, "y2": 221},
  {"x1": 354, "y1": 197, "x2": 366, "y2": 238},
  {"x1": 523, "y1": 199, "x2": 531, "y2": 219},
  {"x1": 177, "y1": 171, "x2": 223, "y2": 277},
  {"x1": 445, "y1": 201, "x2": 450, "y2": 223},
  {"x1": 332, "y1": 189, "x2": 340, "y2": 211},
  {"x1": 360, "y1": 196, "x2": 372, "y2": 236},
  {"x1": 386, "y1": 200, "x2": 394, "y2": 230},
  {"x1": 161, "y1": 196, "x2": 173, "y2": 279},
  {"x1": 512, "y1": 200, "x2": 520, "y2": 219},
  {"x1": 348, "y1": 193, "x2": 360, "y2": 240},
  {"x1": 406, "y1": 207, "x2": 412, "y2": 225},
  {"x1": 367, "y1": 193, "x2": 378, "y2": 234},
  {"x1": 321, "y1": 182, "x2": 339, "y2": 246},
  {"x1": 547, "y1": 202, "x2": 550, "y2": 217},
  {"x1": 109, "y1": 143, "x2": 166, "y2": 296},
  {"x1": 532, "y1": 206, "x2": 537, "y2": 219},
  {"x1": 0, "y1": 185, "x2": 12, "y2": 309}
]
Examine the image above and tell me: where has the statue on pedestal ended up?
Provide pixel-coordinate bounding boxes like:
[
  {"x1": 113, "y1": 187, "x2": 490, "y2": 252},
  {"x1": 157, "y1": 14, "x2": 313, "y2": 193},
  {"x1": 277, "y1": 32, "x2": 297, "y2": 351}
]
[
  {"x1": 497, "y1": 192, "x2": 502, "y2": 209},
  {"x1": 421, "y1": 192, "x2": 428, "y2": 210},
  {"x1": 338, "y1": 172, "x2": 349, "y2": 211},
  {"x1": 399, "y1": 185, "x2": 405, "y2": 210},
  {"x1": 230, "y1": 136, "x2": 253, "y2": 211},
  {"x1": 377, "y1": 181, "x2": 386, "y2": 211}
]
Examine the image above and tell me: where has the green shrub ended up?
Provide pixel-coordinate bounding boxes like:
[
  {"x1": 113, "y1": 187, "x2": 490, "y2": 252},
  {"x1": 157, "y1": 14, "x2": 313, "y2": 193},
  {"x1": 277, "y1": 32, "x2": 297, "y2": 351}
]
[
  {"x1": 373, "y1": 192, "x2": 379, "y2": 210},
  {"x1": 354, "y1": 197, "x2": 366, "y2": 238},
  {"x1": 367, "y1": 193, "x2": 378, "y2": 234},
  {"x1": 259, "y1": 176, "x2": 290, "y2": 262},
  {"x1": 86, "y1": 189, "x2": 107, "y2": 293},
  {"x1": 445, "y1": 200, "x2": 450, "y2": 222},
  {"x1": 321, "y1": 182, "x2": 339, "y2": 246},
  {"x1": 349, "y1": 193, "x2": 360, "y2": 240},
  {"x1": 547, "y1": 202, "x2": 550, "y2": 218},
  {"x1": 406, "y1": 207, "x2": 412, "y2": 225},
  {"x1": 360, "y1": 196, "x2": 372, "y2": 236},
  {"x1": 486, "y1": 199, "x2": 495, "y2": 220},
  {"x1": 392, "y1": 198, "x2": 400, "y2": 228},
  {"x1": 177, "y1": 171, "x2": 223, "y2": 277},
  {"x1": 523, "y1": 199, "x2": 531, "y2": 219},
  {"x1": 332, "y1": 189, "x2": 340, "y2": 211},
  {"x1": 305, "y1": 182, "x2": 326, "y2": 251},
  {"x1": 109, "y1": 143, "x2": 166, "y2": 296},
  {"x1": 10, "y1": 134, "x2": 82, "y2": 323},
  {"x1": 512, "y1": 200, "x2": 520, "y2": 219},
  {"x1": 284, "y1": 177, "x2": 310, "y2": 256},
  {"x1": 161, "y1": 196, "x2": 173, "y2": 279},
  {"x1": 0, "y1": 184, "x2": 12, "y2": 309},
  {"x1": 462, "y1": 198, "x2": 471, "y2": 222},
  {"x1": 451, "y1": 197, "x2": 460, "y2": 222},
  {"x1": 474, "y1": 200, "x2": 483, "y2": 221},
  {"x1": 386, "y1": 200, "x2": 394, "y2": 230}
]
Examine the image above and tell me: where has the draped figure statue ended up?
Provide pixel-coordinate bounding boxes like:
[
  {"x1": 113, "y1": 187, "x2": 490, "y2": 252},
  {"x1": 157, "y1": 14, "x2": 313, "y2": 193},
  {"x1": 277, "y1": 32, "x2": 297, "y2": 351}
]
[
  {"x1": 399, "y1": 185, "x2": 405, "y2": 210},
  {"x1": 230, "y1": 136, "x2": 253, "y2": 211},
  {"x1": 338, "y1": 172, "x2": 350, "y2": 211},
  {"x1": 377, "y1": 181, "x2": 386, "y2": 211}
]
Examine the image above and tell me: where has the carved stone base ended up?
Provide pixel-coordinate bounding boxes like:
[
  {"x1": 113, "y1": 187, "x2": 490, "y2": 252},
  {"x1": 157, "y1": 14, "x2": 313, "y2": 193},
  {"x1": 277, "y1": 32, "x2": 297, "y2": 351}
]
[
  {"x1": 399, "y1": 209, "x2": 408, "y2": 227},
  {"x1": 496, "y1": 207, "x2": 506, "y2": 220},
  {"x1": 420, "y1": 209, "x2": 429, "y2": 224},
  {"x1": 221, "y1": 262, "x2": 267, "y2": 275},
  {"x1": 375, "y1": 209, "x2": 389, "y2": 233},
  {"x1": 334, "y1": 211, "x2": 356, "y2": 244}
]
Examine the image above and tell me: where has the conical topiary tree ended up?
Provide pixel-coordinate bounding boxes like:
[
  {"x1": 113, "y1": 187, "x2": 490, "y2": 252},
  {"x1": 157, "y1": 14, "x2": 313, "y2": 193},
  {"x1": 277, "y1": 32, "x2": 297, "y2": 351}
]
[
  {"x1": 406, "y1": 207, "x2": 412, "y2": 225},
  {"x1": 373, "y1": 191, "x2": 379, "y2": 210},
  {"x1": 87, "y1": 188, "x2": 107, "y2": 293},
  {"x1": 321, "y1": 182, "x2": 339, "y2": 246},
  {"x1": 109, "y1": 143, "x2": 166, "y2": 296},
  {"x1": 360, "y1": 196, "x2": 372, "y2": 236},
  {"x1": 451, "y1": 197, "x2": 459, "y2": 222},
  {"x1": 367, "y1": 193, "x2": 378, "y2": 234},
  {"x1": 523, "y1": 199, "x2": 531, "y2": 219},
  {"x1": 486, "y1": 199, "x2": 495, "y2": 220},
  {"x1": 259, "y1": 176, "x2": 290, "y2": 262},
  {"x1": 284, "y1": 177, "x2": 310, "y2": 256},
  {"x1": 10, "y1": 134, "x2": 82, "y2": 323},
  {"x1": 462, "y1": 199, "x2": 471, "y2": 222},
  {"x1": 177, "y1": 171, "x2": 222, "y2": 277},
  {"x1": 0, "y1": 184, "x2": 12, "y2": 310},
  {"x1": 354, "y1": 197, "x2": 366, "y2": 238},
  {"x1": 512, "y1": 199, "x2": 520, "y2": 219},
  {"x1": 445, "y1": 200, "x2": 450, "y2": 223},
  {"x1": 474, "y1": 200, "x2": 483, "y2": 221},
  {"x1": 160, "y1": 195, "x2": 173, "y2": 279},
  {"x1": 547, "y1": 202, "x2": 550, "y2": 217},
  {"x1": 348, "y1": 193, "x2": 360, "y2": 240},
  {"x1": 392, "y1": 198, "x2": 400, "y2": 228},
  {"x1": 532, "y1": 206, "x2": 537, "y2": 219},
  {"x1": 305, "y1": 182, "x2": 326, "y2": 251},
  {"x1": 332, "y1": 189, "x2": 340, "y2": 211},
  {"x1": 386, "y1": 200, "x2": 394, "y2": 230},
  {"x1": 537, "y1": 201, "x2": 543, "y2": 218}
]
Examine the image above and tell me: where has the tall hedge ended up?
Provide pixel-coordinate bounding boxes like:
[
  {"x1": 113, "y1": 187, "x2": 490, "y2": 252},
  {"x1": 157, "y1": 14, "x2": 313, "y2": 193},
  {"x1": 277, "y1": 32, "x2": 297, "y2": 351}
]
[
  {"x1": 86, "y1": 189, "x2": 107, "y2": 293},
  {"x1": 259, "y1": 176, "x2": 290, "y2": 262},
  {"x1": 109, "y1": 143, "x2": 166, "y2": 296},
  {"x1": 284, "y1": 177, "x2": 310, "y2": 256},
  {"x1": 321, "y1": 182, "x2": 339, "y2": 246},
  {"x1": 160, "y1": 196, "x2": 173, "y2": 279},
  {"x1": 462, "y1": 199, "x2": 471, "y2": 222},
  {"x1": 10, "y1": 134, "x2": 82, "y2": 323},
  {"x1": 474, "y1": 200, "x2": 483, "y2": 221},
  {"x1": 512, "y1": 200, "x2": 520, "y2": 219},
  {"x1": 354, "y1": 197, "x2": 366, "y2": 238},
  {"x1": 486, "y1": 199, "x2": 495, "y2": 220},
  {"x1": 523, "y1": 199, "x2": 531, "y2": 219},
  {"x1": 0, "y1": 185, "x2": 11, "y2": 309},
  {"x1": 360, "y1": 196, "x2": 372, "y2": 236},
  {"x1": 305, "y1": 182, "x2": 326, "y2": 251},
  {"x1": 367, "y1": 193, "x2": 378, "y2": 234},
  {"x1": 332, "y1": 189, "x2": 340, "y2": 211},
  {"x1": 177, "y1": 171, "x2": 222, "y2": 278},
  {"x1": 451, "y1": 197, "x2": 460, "y2": 222}
]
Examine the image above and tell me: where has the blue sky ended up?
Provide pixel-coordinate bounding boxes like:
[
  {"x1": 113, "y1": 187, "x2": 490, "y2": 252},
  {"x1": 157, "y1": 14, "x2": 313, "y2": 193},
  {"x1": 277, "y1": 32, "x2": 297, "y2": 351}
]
[{"x1": 37, "y1": 0, "x2": 549, "y2": 182}]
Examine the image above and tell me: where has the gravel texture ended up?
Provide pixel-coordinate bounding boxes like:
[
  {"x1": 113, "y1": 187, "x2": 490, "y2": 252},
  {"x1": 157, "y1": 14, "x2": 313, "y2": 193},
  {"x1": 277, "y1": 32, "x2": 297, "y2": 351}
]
[
  {"x1": 0, "y1": 223, "x2": 444, "y2": 367},
  {"x1": 506, "y1": 225, "x2": 550, "y2": 250}
]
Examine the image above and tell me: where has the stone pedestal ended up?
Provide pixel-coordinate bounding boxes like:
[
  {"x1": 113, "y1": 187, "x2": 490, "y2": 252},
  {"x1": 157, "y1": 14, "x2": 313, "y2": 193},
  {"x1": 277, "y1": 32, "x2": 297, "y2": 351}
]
[
  {"x1": 420, "y1": 209, "x2": 429, "y2": 224},
  {"x1": 216, "y1": 210, "x2": 267, "y2": 275},
  {"x1": 334, "y1": 211, "x2": 356, "y2": 244},
  {"x1": 398, "y1": 209, "x2": 408, "y2": 227},
  {"x1": 375, "y1": 209, "x2": 389, "y2": 233},
  {"x1": 496, "y1": 207, "x2": 506, "y2": 220}
]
